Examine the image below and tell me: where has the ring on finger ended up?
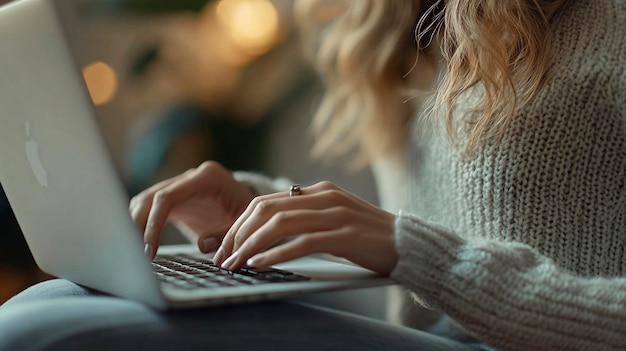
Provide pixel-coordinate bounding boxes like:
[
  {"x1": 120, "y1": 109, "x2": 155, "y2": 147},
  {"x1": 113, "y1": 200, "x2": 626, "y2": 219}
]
[{"x1": 289, "y1": 184, "x2": 301, "y2": 197}]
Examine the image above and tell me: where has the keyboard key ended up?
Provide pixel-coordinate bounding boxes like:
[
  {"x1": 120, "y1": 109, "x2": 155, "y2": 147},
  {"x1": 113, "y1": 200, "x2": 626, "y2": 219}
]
[{"x1": 153, "y1": 254, "x2": 309, "y2": 290}]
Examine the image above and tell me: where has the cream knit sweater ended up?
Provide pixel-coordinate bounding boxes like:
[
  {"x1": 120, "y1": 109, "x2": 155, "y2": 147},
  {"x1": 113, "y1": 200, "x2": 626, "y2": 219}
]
[
  {"x1": 392, "y1": 0, "x2": 626, "y2": 349},
  {"x1": 236, "y1": 0, "x2": 625, "y2": 349}
]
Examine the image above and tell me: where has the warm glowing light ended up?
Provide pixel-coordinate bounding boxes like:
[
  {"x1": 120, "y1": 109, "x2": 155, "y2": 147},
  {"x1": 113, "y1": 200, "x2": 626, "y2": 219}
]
[
  {"x1": 82, "y1": 61, "x2": 118, "y2": 106},
  {"x1": 215, "y1": 0, "x2": 279, "y2": 56}
]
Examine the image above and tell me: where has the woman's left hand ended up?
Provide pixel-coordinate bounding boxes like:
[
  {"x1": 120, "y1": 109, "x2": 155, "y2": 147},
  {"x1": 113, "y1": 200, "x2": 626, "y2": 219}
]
[{"x1": 213, "y1": 181, "x2": 398, "y2": 276}]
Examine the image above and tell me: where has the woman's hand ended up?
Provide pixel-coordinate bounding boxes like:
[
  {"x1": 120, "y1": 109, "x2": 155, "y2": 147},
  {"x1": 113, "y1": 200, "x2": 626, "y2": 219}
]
[
  {"x1": 213, "y1": 181, "x2": 398, "y2": 276},
  {"x1": 129, "y1": 161, "x2": 255, "y2": 259}
]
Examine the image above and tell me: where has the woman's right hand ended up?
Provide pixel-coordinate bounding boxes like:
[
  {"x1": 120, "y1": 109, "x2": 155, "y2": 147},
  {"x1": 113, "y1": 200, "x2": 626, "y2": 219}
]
[{"x1": 129, "y1": 161, "x2": 256, "y2": 259}]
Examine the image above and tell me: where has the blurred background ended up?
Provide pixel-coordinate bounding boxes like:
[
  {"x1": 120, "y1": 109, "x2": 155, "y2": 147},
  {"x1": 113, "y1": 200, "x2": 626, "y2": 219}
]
[{"x1": 0, "y1": 0, "x2": 378, "y2": 305}]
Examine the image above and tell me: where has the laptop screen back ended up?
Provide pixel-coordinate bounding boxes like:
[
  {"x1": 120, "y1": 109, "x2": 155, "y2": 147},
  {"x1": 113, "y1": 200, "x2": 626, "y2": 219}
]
[{"x1": 0, "y1": 0, "x2": 165, "y2": 307}]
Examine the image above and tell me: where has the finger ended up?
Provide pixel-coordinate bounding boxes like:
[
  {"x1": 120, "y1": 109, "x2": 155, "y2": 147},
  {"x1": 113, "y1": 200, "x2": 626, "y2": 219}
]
[
  {"x1": 220, "y1": 208, "x2": 344, "y2": 271},
  {"x1": 216, "y1": 190, "x2": 341, "y2": 266},
  {"x1": 129, "y1": 177, "x2": 178, "y2": 233},
  {"x1": 222, "y1": 205, "x2": 395, "y2": 272},
  {"x1": 230, "y1": 186, "x2": 375, "y2": 255},
  {"x1": 195, "y1": 223, "x2": 231, "y2": 253},
  {"x1": 129, "y1": 198, "x2": 152, "y2": 236},
  {"x1": 247, "y1": 230, "x2": 348, "y2": 268},
  {"x1": 171, "y1": 221, "x2": 226, "y2": 253},
  {"x1": 216, "y1": 181, "x2": 364, "y2": 266},
  {"x1": 227, "y1": 192, "x2": 291, "y2": 237},
  {"x1": 248, "y1": 228, "x2": 396, "y2": 275},
  {"x1": 216, "y1": 183, "x2": 367, "y2": 265},
  {"x1": 215, "y1": 191, "x2": 291, "y2": 265},
  {"x1": 143, "y1": 170, "x2": 209, "y2": 258}
]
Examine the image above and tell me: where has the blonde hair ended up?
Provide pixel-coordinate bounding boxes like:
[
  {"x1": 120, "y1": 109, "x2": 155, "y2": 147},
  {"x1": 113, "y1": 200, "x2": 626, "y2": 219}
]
[
  {"x1": 296, "y1": 0, "x2": 568, "y2": 164},
  {"x1": 295, "y1": 0, "x2": 429, "y2": 166},
  {"x1": 437, "y1": 0, "x2": 568, "y2": 153}
]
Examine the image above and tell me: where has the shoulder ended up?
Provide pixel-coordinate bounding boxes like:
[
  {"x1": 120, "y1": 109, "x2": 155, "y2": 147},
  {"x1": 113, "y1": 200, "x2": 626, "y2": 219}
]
[
  {"x1": 547, "y1": 0, "x2": 625, "y2": 120},
  {"x1": 552, "y1": 0, "x2": 624, "y2": 54}
]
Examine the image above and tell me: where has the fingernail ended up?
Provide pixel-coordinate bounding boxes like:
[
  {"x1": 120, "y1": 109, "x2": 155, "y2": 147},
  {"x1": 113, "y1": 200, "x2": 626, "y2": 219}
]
[
  {"x1": 144, "y1": 243, "x2": 152, "y2": 259},
  {"x1": 201, "y1": 237, "x2": 218, "y2": 252},
  {"x1": 221, "y1": 251, "x2": 239, "y2": 270},
  {"x1": 246, "y1": 254, "x2": 265, "y2": 267},
  {"x1": 213, "y1": 247, "x2": 224, "y2": 265}
]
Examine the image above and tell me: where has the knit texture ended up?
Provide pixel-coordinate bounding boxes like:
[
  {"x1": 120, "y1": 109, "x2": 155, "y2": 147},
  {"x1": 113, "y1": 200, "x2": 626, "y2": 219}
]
[{"x1": 392, "y1": 0, "x2": 626, "y2": 349}]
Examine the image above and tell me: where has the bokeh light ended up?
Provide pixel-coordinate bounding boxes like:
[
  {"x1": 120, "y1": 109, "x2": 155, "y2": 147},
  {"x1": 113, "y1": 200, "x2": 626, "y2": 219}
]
[
  {"x1": 215, "y1": 0, "x2": 279, "y2": 57},
  {"x1": 82, "y1": 61, "x2": 118, "y2": 106}
]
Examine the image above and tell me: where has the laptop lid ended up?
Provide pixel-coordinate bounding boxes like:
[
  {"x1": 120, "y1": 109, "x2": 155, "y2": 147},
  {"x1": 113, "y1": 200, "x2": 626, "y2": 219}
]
[
  {"x1": 0, "y1": 0, "x2": 167, "y2": 308},
  {"x1": 0, "y1": 0, "x2": 392, "y2": 310}
]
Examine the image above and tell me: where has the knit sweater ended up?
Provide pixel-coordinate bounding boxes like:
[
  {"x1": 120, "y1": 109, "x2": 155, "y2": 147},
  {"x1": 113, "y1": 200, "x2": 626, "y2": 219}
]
[
  {"x1": 237, "y1": 0, "x2": 625, "y2": 349},
  {"x1": 391, "y1": 0, "x2": 626, "y2": 349}
]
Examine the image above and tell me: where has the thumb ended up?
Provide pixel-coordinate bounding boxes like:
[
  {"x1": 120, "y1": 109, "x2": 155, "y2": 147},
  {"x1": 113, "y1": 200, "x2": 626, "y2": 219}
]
[{"x1": 197, "y1": 225, "x2": 230, "y2": 253}]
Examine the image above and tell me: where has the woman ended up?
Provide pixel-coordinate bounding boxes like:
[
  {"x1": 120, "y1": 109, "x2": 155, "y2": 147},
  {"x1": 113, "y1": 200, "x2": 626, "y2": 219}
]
[{"x1": 1, "y1": 0, "x2": 624, "y2": 350}]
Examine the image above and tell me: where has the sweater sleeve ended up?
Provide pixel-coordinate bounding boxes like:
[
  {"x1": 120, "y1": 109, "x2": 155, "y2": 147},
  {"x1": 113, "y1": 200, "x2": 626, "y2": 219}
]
[{"x1": 391, "y1": 211, "x2": 626, "y2": 351}]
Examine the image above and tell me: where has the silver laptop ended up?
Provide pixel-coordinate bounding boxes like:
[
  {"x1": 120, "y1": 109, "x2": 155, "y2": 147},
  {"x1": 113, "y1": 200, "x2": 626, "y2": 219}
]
[{"x1": 0, "y1": 0, "x2": 392, "y2": 309}]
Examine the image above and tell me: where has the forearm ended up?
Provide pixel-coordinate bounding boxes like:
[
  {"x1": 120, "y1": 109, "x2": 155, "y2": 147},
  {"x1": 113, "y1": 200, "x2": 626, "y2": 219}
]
[{"x1": 392, "y1": 212, "x2": 626, "y2": 351}]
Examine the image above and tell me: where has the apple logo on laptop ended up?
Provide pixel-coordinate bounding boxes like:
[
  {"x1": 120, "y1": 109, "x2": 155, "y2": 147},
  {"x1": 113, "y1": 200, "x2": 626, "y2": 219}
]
[{"x1": 25, "y1": 121, "x2": 48, "y2": 188}]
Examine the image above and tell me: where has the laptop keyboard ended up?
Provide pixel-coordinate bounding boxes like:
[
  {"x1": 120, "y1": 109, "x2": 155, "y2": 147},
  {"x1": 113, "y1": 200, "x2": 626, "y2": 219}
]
[{"x1": 152, "y1": 254, "x2": 310, "y2": 290}]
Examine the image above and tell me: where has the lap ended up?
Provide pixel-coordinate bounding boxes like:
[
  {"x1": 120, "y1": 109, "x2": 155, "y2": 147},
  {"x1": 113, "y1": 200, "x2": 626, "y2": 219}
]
[{"x1": 0, "y1": 280, "x2": 485, "y2": 351}]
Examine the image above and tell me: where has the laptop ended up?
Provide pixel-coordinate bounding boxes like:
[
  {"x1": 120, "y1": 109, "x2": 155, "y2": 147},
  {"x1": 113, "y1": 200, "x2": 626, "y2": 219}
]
[{"x1": 0, "y1": 0, "x2": 392, "y2": 310}]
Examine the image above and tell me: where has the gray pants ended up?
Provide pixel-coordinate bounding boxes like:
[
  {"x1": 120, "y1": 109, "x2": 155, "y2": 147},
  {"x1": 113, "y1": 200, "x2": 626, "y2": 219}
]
[{"x1": 0, "y1": 280, "x2": 489, "y2": 351}]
